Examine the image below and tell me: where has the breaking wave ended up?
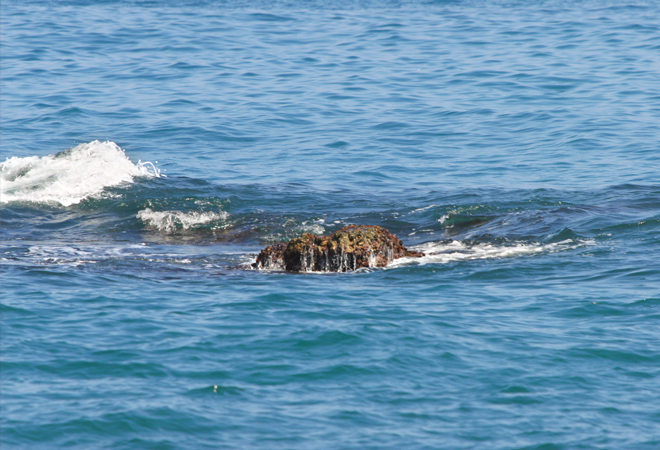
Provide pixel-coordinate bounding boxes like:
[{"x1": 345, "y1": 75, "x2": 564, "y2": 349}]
[
  {"x1": 0, "y1": 140, "x2": 160, "y2": 206},
  {"x1": 389, "y1": 238, "x2": 594, "y2": 267},
  {"x1": 137, "y1": 208, "x2": 230, "y2": 233}
]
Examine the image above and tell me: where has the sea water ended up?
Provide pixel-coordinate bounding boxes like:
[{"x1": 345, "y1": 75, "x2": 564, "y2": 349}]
[{"x1": 1, "y1": 1, "x2": 659, "y2": 449}]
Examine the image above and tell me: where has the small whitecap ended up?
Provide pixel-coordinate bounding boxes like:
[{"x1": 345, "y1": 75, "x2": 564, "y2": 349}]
[
  {"x1": 410, "y1": 204, "x2": 437, "y2": 214},
  {"x1": 137, "y1": 208, "x2": 230, "y2": 233}
]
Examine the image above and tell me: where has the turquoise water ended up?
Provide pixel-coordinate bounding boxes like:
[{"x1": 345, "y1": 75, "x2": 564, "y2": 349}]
[{"x1": 2, "y1": 1, "x2": 659, "y2": 449}]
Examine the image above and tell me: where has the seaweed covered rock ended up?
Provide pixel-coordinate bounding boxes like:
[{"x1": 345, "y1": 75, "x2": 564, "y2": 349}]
[
  {"x1": 253, "y1": 225, "x2": 423, "y2": 272},
  {"x1": 253, "y1": 242, "x2": 287, "y2": 271}
]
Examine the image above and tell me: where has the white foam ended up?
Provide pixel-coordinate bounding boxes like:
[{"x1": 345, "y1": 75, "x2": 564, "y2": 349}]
[
  {"x1": 0, "y1": 140, "x2": 160, "y2": 206},
  {"x1": 137, "y1": 208, "x2": 229, "y2": 233},
  {"x1": 300, "y1": 222, "x2": 325, "y2": 235},
  {"x1": 410, "y1": 204, "x2": 438, "y2": 214},
  {"x1": 389, "y1": 238, "x2": 592, "y2": 267}
]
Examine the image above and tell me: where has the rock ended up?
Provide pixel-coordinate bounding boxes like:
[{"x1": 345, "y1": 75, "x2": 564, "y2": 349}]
[
  {"x1": 253, "y1": 242, "x2": 287, "y2": 271},
  {"x1": 253, "y1": 225, "x2": 424, "y2": 272}
]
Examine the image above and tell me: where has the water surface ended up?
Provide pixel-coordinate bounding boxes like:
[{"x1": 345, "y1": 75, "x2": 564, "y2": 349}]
[{"x1": 2, "y1": 1, "x2": 659, "y2": 449}]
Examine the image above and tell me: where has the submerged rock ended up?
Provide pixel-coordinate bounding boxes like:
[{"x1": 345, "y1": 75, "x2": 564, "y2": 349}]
[{"x1": 253, "y1": 225, "x2": 424, "y2": 272}]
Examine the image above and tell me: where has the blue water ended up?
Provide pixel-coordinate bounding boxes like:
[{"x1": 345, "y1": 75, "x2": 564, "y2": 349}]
[{"x1": 2, "y1": 1, "x2": 659, "y2": 449}]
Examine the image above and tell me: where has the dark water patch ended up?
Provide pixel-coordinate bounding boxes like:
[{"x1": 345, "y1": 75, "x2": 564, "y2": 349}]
[
  {"x1": 514, "y1": 445, "x2": 564, "y2": 450},
  {"x1": 560, "y1": 303, "x2": 632, "y2": 319},
  {"x1": 289, "y1": 330, "x2": 361, "y2": 351},
  {"x1": 628, "y1": 297, "x2": 660, "y2": 308},
  {"x1": 249, "y1": 12, "x2": 296, "y2": 22},
  {"x1": 372, "y1": 121, "x2": 409, "y2": 130},
  {"x1": 500, "y1": 385, "x2": 532, "y2": 394},
  {"x1": 35, "y1": 360, "x2": 170, "y2": 379},
  {"x1": 4, "y1": 409, "x2": 220, "y2": 447},
  {"x1": 0, "y1": 303, "x2": 36, "y2": 317},
  {"x1": 441, "y1": 214, "x2": 495, "y2": 233},
  {"x1": 568, "y1": 348, "x2": 658, "y2": 364},
  {"x1": 323, "y1": 140, "x2": 349, "y2": 148}
]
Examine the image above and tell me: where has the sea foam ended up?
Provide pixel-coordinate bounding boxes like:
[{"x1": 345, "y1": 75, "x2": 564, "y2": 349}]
[
  {"x1": 389, "y1": 238, "x2": 592, "y2": 267},
  {"x1": 0, "y1": 140, "x2": 160, "y2": 206},
  {"x1": 137, "y1": 208, "x2": 229, "y2": 233}
]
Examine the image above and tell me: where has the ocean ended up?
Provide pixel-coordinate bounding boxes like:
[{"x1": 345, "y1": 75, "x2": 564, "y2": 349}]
[{"x1": 1, "y1": 1, "x2": 659, "y2": 449}]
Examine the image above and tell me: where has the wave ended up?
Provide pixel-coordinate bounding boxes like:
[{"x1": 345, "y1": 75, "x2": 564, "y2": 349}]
[
  {"x1": 137, "y1": 208, "x2": 229, "y2": 233},
  {"x1": 389, "y1": 238, "x2": 593, "y2": 267},
  {"x1": 0, "y1": 140, "x2": 160, "y2": 207}
]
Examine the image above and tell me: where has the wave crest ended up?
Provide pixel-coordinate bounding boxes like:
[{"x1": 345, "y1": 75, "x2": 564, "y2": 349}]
[
  {"x1": 137, "y1": 208, "x2": 230, "y2": 233},
  {"x1": 0, "y1": 140, "x2": 160, "y2": 206},
  {"x1": 390, "y1": 238, "x2": 593, "y2": 267}
]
